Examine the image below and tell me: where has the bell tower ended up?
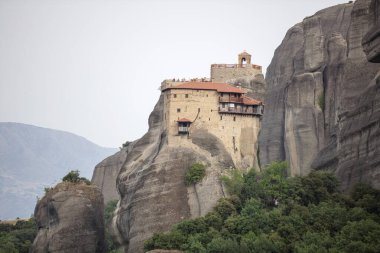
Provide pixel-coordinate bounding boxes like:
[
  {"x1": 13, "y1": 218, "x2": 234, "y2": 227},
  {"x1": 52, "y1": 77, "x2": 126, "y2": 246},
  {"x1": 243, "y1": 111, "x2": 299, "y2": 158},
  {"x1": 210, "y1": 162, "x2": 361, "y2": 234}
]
[
  {"x1": 238, "y1": 51, "x2": 251, "y2": 66},
  {"x1": 210, "y1": 51, "x2": 262, "y2": 83}
]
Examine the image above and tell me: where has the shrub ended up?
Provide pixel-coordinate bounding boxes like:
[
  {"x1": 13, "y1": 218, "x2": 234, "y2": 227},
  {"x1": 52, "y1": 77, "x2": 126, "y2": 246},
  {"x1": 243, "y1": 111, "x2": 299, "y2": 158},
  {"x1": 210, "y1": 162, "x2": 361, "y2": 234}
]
[
  {"x1": 62, "y1": 170, "x2": 90, "y2": 184},
  {"x1": 184, "y1": 163, "x2": 206, "y2": 186},
  {"x1": 318, "y1": 94, "x2": 325, "y2": 112},
  {"x1": 104, "y1": 200, "x2": 118, "y2": 225},
  {"x1": 221, "y1": 169, "x2": 244, "y2": 196},
  {"x1": 62, "y1": 170, "x2": 80, "y2": 182}
]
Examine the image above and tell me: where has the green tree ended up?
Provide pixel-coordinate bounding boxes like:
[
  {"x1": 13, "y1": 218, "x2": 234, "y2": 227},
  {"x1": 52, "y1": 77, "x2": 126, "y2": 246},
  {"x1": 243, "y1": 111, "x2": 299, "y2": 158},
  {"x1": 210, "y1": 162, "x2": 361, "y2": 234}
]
[
  {"x1": 334, "y1": 219, "x2": 380, "y2": 253},
  {"x1": 221, "y1": 169, "x2": 244, "y2": 196},
  {"x1": 143, "y1": 162, "x2": 380, "y2": 253},
  {"x1": 104, "y1": 200, "x2": 119, "y2": 252},
  {"x1": 62, "y1": 170, "x2": 90, "y2": 184}
]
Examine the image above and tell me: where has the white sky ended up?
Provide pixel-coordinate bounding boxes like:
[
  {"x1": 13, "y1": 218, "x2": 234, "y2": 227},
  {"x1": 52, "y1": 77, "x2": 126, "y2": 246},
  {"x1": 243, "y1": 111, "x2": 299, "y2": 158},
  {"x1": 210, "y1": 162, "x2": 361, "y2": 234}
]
[{"x1": 0, "y1": 0, "x2": 346, "y2": 148}]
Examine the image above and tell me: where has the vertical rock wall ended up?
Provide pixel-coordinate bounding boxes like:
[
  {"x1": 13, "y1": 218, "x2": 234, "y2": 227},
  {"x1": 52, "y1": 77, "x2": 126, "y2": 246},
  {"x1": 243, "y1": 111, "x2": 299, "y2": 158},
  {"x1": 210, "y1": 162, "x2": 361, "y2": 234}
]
[
  {"x1": 91, "y1": 147, "x2": 130, "y2": 204},
  {"x1": 114, "y1": 95, "x2": 234, "y2": 253},
  {"x1": 259, "y1": 0, "x2": 380, "y2": 190}
]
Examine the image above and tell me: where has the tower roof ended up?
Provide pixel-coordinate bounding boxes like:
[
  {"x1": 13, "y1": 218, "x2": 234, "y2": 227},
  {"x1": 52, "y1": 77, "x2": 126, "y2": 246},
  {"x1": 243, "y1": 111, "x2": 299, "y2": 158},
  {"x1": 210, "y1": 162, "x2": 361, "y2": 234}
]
[
  {"x1": 164, "y1": 82, "x2": 246, "y2": 94},
  {"x1": 177, "y1": 118, "x2": 192, "y2": 123},
  {"x1": 239, "y1": 51, "x2": 251, "y2": 56},
  {"x1": 242, "y1": 96, "x2": 262, "y2": 105}
]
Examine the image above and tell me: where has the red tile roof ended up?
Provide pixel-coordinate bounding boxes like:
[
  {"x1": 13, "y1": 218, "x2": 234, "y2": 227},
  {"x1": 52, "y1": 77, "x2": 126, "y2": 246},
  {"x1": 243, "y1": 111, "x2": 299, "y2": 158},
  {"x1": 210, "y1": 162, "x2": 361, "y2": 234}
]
[
  {"x1": 165, "y1": 82, "x2": 246, "y2": 94},
  {"x1": 177, "y1": 118, "x2": 192, "y2": 123},
  {"x1": 242, "y1": 96, "x2": 262, "y2": 105}
]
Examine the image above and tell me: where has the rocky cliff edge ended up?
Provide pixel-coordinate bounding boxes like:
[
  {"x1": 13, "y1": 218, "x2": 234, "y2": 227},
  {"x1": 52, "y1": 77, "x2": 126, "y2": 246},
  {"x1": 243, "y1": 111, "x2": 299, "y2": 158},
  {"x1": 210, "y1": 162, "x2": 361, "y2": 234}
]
[{"x1": 259, "y1": 0, "x2": 380, "y2": 190}]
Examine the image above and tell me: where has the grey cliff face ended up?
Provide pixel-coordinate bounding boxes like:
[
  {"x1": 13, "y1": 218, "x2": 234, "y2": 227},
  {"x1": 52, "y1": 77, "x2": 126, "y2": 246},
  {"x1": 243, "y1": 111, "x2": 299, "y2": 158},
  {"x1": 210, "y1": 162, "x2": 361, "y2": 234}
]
[
  {"x1": 362, "y1": 0, "x2": 380, "y2": 62},
  {"x1": 91, "y1": 147, "x2": 130, "y2": 204},
  {"x1": 259, "y1": 0, "x2": 380, "y2": 190},
  {"x1": 113, "y1": 95, "x2": 233, "y2": 253},
  {"x1": 229, "y1": 74, "x2": 266, "y2": 101},
  {"x1": 30, "y1": 182, "x2": 105, "y2": 253}
]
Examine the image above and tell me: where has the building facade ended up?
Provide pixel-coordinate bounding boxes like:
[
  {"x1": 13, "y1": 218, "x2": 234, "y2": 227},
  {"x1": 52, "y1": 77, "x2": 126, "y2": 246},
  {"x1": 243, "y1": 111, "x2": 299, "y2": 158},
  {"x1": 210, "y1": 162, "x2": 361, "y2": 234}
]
[{"x1": 161, "y1": 81, "x2": 263, "y2": 169}]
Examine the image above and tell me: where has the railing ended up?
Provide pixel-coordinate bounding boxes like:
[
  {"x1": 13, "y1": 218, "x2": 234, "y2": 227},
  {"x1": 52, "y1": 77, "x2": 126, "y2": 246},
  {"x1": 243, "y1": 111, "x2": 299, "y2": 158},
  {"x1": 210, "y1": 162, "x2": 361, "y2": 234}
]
[
  {"x1": 218, "y1": 108, "x2": 263, "y2": 116},
  {"x1": 219, "y1": 109, "x2": 263, "y2": 116},
  {"x1": 219, "y1": 97, "x2": 243, "y2": 103},
  {"x1": 211, "y1": 64, "x2": 262, "y2": 70}
]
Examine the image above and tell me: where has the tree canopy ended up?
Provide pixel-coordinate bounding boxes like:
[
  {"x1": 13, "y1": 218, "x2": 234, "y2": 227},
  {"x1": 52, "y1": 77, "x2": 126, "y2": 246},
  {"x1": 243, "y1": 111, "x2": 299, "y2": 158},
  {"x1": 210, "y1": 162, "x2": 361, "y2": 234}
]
[{"x1": 144, "y1": 162, "x2": 380, "y2": 253}]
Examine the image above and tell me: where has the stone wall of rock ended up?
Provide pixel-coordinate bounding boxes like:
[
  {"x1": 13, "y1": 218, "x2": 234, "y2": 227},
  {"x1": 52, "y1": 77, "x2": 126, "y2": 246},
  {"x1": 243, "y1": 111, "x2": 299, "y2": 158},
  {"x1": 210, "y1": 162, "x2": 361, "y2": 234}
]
[
  {"x1": 113, "y1": 95, "x2": 234, "y2": 253},
  {"x1": 30, "y1": 182, "x2": 105, "y2": 253},
  {"x1": 362, "y1": 0, "x2": 380, "y2": 62},
  {"x1": 229, "y1": 74, "x2": 266, "y2": 101},
  {"x1": 259, "y1": 0, "x2": 380, "y2": 190},
  {"x1": 91, "y1": 147, "x2": 130, "y2": 204}
]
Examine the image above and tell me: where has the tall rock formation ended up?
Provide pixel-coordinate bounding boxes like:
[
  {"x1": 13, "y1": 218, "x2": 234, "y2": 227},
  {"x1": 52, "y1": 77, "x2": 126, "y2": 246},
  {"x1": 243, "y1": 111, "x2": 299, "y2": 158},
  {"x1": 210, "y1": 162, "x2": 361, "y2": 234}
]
[
  {"x1": 362, "y1": 0, "x2": 380, "y2": 62},
  {"x1": 31, "y1": 182, "x2": 105, "y2": 253},
  {"x1": 114, "y1": 95, "x2": 233, "y2": 253},
  {"x1": 259, "y1": 0, "x2": 380, "y2": 190},
  {"x1": 91, "y1": 147, "x2": 131, "y2": 204}
]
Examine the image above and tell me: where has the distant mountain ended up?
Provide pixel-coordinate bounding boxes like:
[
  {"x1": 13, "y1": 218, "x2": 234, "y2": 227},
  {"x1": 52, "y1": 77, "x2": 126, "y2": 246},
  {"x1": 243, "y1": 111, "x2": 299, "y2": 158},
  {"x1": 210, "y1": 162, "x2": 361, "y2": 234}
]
[{"x1": 0, "y1": 122, "x2": 117, "y2": 220}]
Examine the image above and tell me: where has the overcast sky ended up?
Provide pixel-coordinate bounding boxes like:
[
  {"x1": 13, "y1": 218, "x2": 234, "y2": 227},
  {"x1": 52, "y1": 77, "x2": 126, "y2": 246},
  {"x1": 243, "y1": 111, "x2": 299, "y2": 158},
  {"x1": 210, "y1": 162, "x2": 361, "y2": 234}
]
[{"x1": 0, "y1": 0, "x2": 346, "y2": 148}]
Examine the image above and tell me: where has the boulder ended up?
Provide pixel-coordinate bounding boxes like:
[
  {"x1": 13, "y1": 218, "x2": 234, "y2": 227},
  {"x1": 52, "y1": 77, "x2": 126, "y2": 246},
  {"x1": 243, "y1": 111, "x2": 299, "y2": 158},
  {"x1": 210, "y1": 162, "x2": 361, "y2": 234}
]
[
  {"x1": 362, "y1": 0, "x2": 380, "y2": 62},
  {"x1": 30, "y1": 182, "x2": 105, "y2": 253}
]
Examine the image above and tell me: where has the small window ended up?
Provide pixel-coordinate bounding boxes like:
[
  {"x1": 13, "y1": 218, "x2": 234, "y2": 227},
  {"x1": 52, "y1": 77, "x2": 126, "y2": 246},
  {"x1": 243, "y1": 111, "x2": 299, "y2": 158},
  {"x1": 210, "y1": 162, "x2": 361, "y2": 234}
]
[
  {"x1": 222, "y1": 104, "x2": 225, "y2": 108},
  {"x1": 220, "y1": 116, "x2": 223, "y2": 120},
  {"x1": 174, "y1": 94, "x2": 177, "y2": 98},
  {"x1": 233, "y1": 116, "x2": 236, "y2": 121},
  {"x1": 198, "y1": 108, "x2": 200, "y2": 112},
  {"x1": 185, "y1": 94, "x2": 189, "y2": 98},
  {"x1": 177, "y1": 108, "x2": 181, "y2": 113},
  {"x1": 209, "y1": 118, "x2": 210, "y2": 121}
]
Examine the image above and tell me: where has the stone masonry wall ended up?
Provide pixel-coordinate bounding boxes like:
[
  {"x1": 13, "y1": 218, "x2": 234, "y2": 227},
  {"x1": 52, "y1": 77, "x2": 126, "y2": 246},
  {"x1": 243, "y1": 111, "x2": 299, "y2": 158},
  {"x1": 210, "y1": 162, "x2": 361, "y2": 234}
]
[
  {"x1": 211, "y1": 65, "x2": 262, "y2": 83},
  {"x1": 164, "y1": 88, "x2": 260, "y2": 170}
]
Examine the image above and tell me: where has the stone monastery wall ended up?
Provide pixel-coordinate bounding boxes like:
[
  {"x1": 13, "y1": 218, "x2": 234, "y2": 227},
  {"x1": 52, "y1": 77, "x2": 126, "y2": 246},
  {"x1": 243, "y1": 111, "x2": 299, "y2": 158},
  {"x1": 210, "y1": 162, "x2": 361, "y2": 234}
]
[
  {"x1": 211, "y1": 64, "x2": 262, "y2": 83},
  {"x1": 163, "y1": 88, "x2": 260, "y2": 169}
]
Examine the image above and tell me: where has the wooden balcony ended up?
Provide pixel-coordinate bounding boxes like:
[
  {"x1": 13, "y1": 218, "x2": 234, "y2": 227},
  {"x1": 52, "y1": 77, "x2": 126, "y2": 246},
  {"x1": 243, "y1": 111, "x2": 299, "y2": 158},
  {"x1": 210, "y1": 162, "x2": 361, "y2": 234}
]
[
  {"x1": 219, "y1": 97, "x2": 243, "y2": 103},
  {"x1": 218, "y1": 107, "x2": 263, "y2": 116}
]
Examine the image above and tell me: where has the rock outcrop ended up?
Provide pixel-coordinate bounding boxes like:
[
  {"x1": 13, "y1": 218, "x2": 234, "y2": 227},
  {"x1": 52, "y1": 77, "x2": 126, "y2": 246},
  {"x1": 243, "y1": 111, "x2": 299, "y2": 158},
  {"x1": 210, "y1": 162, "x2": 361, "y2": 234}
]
[
  {"x1": 229, "y1": 74, "x2": 266, "y2": 101},
  {"x1": 31, "y1": 182, "x2": 105, "y2": 253},
  {"x1": 113, "y1": 95, "x2": 235, "y2": 253},
  {"x1": 91, "y1": 147, "x2": 131, "y2": 204},
  {"x1": 259, "y1": 0, "x2": 380, "y2": 190},
  {"x1": 362, "y1": 0, "x2": 380, "y2": 62}
]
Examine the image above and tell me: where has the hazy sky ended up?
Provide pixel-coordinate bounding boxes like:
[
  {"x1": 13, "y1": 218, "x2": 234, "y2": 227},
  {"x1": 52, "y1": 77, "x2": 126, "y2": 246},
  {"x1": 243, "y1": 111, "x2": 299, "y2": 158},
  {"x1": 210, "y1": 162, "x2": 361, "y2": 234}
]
[{"x1": 0, "y1": 0, "x2": 346, "y2": 147}]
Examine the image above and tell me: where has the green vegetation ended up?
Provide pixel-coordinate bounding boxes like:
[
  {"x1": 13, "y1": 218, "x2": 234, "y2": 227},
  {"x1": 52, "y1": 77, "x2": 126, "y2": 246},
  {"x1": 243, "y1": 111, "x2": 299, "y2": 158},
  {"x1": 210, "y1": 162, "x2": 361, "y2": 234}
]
[
  {"x1": 318, "y1": 93, "x2": 325, "y2": 112},
  {"x1": 104, "y1": 200, "x2": 121, "y2": 253},
  {"x1": 144, "y1": 161, "x2": 380, "y2": 253},
  {"x1": 62, "y1": 170, "x2": 91, "y2": 185},
  {"x1": 185, "y1": 163, "x2": 207, "y2": 186},
  {"x1": 0, "y1": 219, "x2": 37, "y2": 253}
]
